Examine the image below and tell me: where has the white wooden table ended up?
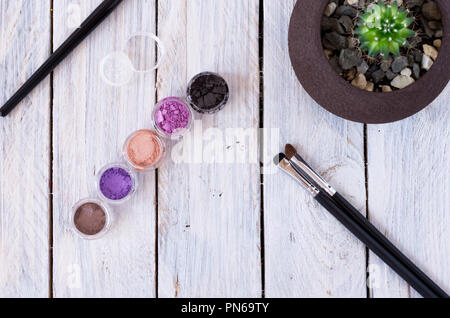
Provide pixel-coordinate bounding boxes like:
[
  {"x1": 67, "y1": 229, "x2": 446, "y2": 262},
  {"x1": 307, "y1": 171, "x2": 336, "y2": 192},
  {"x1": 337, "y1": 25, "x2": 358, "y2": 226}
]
[{"x1": 0, "y1": 0, "x2": 449, "y2": 298}]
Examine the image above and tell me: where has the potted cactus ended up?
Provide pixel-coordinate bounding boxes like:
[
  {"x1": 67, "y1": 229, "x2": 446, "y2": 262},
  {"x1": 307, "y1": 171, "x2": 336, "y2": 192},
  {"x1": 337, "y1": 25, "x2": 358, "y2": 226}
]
[
  {"x1": 355, "y1": 1, "x2": 416, "y2": 59},
  {"x1": 288, "y1": 0, "x2": 450, "y2": 124}
]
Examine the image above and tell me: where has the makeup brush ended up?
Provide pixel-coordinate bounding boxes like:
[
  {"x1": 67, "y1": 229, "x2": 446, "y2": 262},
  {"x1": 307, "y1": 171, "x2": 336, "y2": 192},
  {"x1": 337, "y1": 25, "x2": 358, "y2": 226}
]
[
  {"x1": 284, "y1": 144, "x2": 449, "y2": 298},
  {"x1": 0, "y1": 0, "x2": 124, "y2": 117},
  {"x1": 274, "y1": 153, "x2": 448, "y2": 298}
]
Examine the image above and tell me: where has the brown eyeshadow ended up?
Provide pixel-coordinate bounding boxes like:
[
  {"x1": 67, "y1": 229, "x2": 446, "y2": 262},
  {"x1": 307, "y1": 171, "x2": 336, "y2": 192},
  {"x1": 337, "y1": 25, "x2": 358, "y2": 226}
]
[{"x1": 74, "y1": 203, "x2": 107, "y2": 236}]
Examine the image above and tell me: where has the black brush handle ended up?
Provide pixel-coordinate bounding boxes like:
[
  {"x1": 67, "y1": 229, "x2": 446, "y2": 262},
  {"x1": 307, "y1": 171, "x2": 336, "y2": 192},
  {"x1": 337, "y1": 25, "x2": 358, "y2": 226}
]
[
  {"x1": 315, "y1": 191, "x2": 445, "y2": 298},
  {"x1": 333, "y1": 192, "x2": 449, "y2": 298},
  {"x1": 0, "y1": 0, "x2": 124, "y2": 117}
]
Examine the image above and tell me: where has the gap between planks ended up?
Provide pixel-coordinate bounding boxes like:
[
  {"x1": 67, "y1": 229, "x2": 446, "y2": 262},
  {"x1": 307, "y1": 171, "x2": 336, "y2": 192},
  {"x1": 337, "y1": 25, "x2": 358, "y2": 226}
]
[
  {"x1": 258, "y1": 0, "x2": 266, "y2": 298},
  {"x1": 49, "y1": 0, "x2": 54, "y2": 299},
  {"x1": 155, "y1": 0, "x2": 159, "y2": 299},
  {"x1": 364, "y1": 124, "x2": 369, "y2": 299}
]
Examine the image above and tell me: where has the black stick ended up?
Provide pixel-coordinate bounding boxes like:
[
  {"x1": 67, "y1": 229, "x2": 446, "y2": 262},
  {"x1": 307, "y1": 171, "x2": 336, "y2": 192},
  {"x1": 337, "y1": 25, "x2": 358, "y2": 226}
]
[
  {"x1": 332, "y1": 192, "x2": 449, "y2": 298},
  {"x1": 288, "y1": 150, "x2": 449, "y2": 298},
  {"x1": 0, "y1": 0, "x2": 124, "y2": 117},
  {"x1": 315, "y1": 191, "x2": 445, "y2": 298},
  {"x1": 278, "y1": 153, "x2": 448, "y2": 298}
]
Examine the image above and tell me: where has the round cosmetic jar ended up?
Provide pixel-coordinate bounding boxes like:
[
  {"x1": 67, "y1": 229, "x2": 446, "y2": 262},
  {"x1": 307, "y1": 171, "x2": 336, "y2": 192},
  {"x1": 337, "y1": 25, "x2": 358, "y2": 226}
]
[
  {"x1": 71, "y1": 198, "x2": 112, "y2": 240},
  {"x1": 152, "y1": 97, "x2": 194, "y2": 140},
  {"x1": 97, "y1": 163, "x2": 138, "y2": 205},
  {"x1": 123, "y1": 129, "x2": 166, "y2": 171},
  {"x1": 186, "y1": 72, "x2": 230, "y2": 114}
]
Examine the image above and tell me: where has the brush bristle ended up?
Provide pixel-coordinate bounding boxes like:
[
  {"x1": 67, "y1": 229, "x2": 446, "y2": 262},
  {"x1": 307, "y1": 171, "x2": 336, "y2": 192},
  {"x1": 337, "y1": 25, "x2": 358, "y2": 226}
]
[
  {"x1": 273, "y1": 153, "x2": 286, "y2": 166},
  {"x1": 285, "y1": 144, "x2": 297, "y2": 160}
]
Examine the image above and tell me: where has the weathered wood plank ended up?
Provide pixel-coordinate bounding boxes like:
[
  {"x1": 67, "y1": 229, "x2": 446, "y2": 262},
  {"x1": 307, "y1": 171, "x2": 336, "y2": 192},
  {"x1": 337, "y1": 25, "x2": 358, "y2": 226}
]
[
  {"x1": 367, "y1": 84, "x2": 450, "y2": 298},
  {"x1": 157, "y1": 0, "x2": 262, "y2": 298},
  {"x1": 0, "y1": 0, "x2": 51, "y2": 298},
  {"x1": 263, "y1": 0, "x2": 367, "y2": 298},
  {"x1": 52, "y1": 0, "x2": 156, "y2": 297}
]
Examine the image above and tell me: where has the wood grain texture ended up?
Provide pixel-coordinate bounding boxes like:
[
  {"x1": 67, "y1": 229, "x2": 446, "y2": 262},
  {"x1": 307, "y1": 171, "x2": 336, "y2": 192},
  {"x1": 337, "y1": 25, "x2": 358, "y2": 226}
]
[
  {"x1": 367, "y1": 83, "x2": 450, "y2": 298},
  {"x1": 0, "y1": 0, "x2": 50, "y2": 298},
  {"x1": 157, "y1": 0, "x2": 262, "y2": 298},
  {"x1": 1, "y1": 0, "x2": 449, "y2": 299},
  {"x1": 52, "y1": 0, "x2": 156, "y2": 297},
  {"x1": 263, "y1": 0, "x2": 367, "y2": 298}
]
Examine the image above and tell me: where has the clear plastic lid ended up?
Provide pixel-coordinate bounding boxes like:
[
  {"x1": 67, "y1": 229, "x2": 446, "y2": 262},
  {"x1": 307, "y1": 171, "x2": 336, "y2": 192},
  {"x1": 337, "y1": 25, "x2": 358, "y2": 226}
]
[
  {"x1": 124, "y1": 32, "x2": 165, "y2": 73},
  {"x1": 99, "y1": 32, "x2": 165, "y2": 87}
]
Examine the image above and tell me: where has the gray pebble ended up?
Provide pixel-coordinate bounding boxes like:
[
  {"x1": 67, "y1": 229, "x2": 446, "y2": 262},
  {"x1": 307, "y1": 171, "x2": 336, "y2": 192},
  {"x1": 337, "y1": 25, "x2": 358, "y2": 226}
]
[
  {"x1": 408, "y1": 36, "x2": 422, "y2": 48},
  {"x1": 422, "y1": 2, "x2": 442, "y2": 21},
  {"x1": 323, "y1": 32, "x2": 348, "y2": 50},
  {"x1": 322, "y1": 17, "x2": 345, "y2": 34},
  {"x1": 413, "y1": 63, "x2": 421, "y2": 79},
  {"x1": 380, "y1": 58, "x2": 392, "y2": 72},
  {"x1": 357, "y1": 60, "x2": 369, "y2": 74},
  {"x1": 412, "y1": 49, "x2": 423, "y2": 63},
  {"x1": 420, "y1": 16, "x2": 435, "y2": 38},
  {"x1": 428, "y1": 21, "x2": 442, "y2": 30},
  {"x1": 335, "y1": 5, "x2": 358, "y2": 18},
  {"x1": 329, "y1": 56, "x2": 343, "y2": 74},
  {"x1": 372, "y1": 69, "x2": 385, "y2": 84},
  {"x1": 339, "y1": 48, "x2": 362, "y2": 70},
  {"x1": 338, "y1": 15, "x2": 354, "y2": 34},
  {"x1": 405, "y1": 0, "x2": 424, "y2": 9},
  {"x1": 386, "y1": 70, "x2": 397, "y2": 80},
  {"x1": 366, "y1": 64, "x2": 379, "y2": 77},
  {"x1": 391, "y1": 56, "x2": 409, "y2": 73}
]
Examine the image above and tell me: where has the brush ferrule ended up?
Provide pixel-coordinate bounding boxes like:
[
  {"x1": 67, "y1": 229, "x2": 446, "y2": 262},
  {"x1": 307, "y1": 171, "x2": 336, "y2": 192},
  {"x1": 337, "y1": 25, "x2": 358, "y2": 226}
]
[
  {"x1": 278, "y1": 159, "x2": 319, "y2": 196},
  {"x1": 291, "y1": 155, "x2": 336, "y2": 196}
]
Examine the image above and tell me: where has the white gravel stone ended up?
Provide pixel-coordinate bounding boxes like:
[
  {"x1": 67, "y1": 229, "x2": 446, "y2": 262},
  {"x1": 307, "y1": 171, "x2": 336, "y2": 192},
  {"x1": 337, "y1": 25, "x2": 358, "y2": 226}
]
[
  {"x1": 382, "y1": 85, "x2": 393, "y2": 92},
  {"x1": 346, "y1": 0, "x2": 359, "y2": 6},
  {"x1": 391, "y1": 75, "x2": 415, "y2": 89},
  {"x1": 324, "y1": 2, "x2": 337, "y2": 17},
  {"x1": 423, "y1": 44, "x2": 438, "y2": 61},
  {"x1": 421, "y1": 55, "x2": 434, "y2": 71},
  {"x1": 351, "y1": 73, "x2": 367, "y2": 90},
  {"x1": 433, "y1": 39, "x2": 441, "y2": 49},
  {"x1": 400, "y1": 68, "x2": 412, "y2": 77},
  {"x1": 365, "y1": 81, "x2": 374, "y2": 92}
]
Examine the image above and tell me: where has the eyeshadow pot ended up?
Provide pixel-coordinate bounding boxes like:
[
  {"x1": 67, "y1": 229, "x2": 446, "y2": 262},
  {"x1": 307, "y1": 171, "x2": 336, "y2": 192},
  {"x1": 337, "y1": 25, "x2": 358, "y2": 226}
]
[
  {"x1": 97, "y1": 163, "x2": 138, "y2": 205},
  {"x1": 186, "y1": 72, "x2": 230, "y2": 114},
  {"x1": 123, "y1": 129, "x2": 166, "y2": 171},
  {"x1": 152, "y1": 97, "x2": 193, "y2": 139},
  {"x1": 71, "y1": 198, "x2": 111, "y2": 240}
]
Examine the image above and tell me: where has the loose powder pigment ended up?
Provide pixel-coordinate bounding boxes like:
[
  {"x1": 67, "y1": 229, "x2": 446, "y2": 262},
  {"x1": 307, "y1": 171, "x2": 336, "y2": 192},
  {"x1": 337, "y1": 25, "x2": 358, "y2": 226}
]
[
  {"x1": 154, "y1": 98, "x2": 191, "y2": 136},
  {"x1": 74, "y1": 202, "x2": 107, "y2": 236},
  {"x1": 126, "y1": 130, "x2": 164, "y2": 169},
  {"x1": 187, "y1": 72, "x2": 229, "y2": 114},
  {"x1": 99, "y1": 166, "x2": 134, "y2": 201}
]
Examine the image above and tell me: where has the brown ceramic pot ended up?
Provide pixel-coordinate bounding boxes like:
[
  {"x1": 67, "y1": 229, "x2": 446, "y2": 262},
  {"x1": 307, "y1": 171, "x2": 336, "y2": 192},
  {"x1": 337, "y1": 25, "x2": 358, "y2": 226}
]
[{"x1": 288, "y1": 0, "x2": 450, "y2": 124}]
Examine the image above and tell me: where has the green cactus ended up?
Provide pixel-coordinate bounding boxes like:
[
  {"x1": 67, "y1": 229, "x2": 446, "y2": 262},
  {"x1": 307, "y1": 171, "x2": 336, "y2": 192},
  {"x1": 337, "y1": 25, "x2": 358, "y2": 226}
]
[{"x1": 355, "y1": 0, "x2": 416, "y2": 59}]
